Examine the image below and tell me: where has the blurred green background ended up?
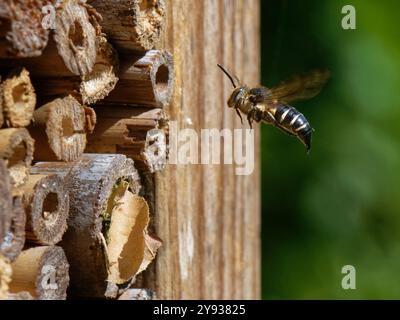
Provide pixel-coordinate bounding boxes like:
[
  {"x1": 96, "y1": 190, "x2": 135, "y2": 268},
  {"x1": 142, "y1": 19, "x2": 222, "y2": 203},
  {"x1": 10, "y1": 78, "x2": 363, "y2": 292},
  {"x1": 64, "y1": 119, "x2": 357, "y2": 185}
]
[{"x1": 261, "y1": 0, "x2": 400, "y2": 299}]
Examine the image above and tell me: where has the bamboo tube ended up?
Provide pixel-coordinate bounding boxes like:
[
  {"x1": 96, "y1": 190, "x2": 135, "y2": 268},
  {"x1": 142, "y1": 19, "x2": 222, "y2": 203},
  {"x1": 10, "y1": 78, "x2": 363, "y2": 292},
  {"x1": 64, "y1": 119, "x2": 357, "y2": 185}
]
[
  {"x1": 28, "y1": 95, "x2": 95, "y2": 162},
  {"x1": 1, "y1": 68, "x2": 36, "y2": 128},
  {"x1": 0, "y1": 0, "x2": 51, "y2": 58},
  {"x1": 103, "y1": 50, "x2": 174, "y2": 108},
  {"x1": 0, "y1": 0, "x2": 98, "y2": 77},
  {"x1": 0, "y1": 196, "x2": 26, "y2": 262},
  {"x1": 0, "y1": 128, "x2": 34, "y2": 187},
  {"x1": 52, "y1": 0, "x2": 97, "y2": 76},
  {"x1": 88, "y1": 0, "x2": 166, "y2": 51},
  {"x1": 31, "y1": 154, "x2": 153, "y2": 298},
  {"x1": 86, "y1": 107, "x2": 168, "y2": 172},
  {"x1": 33, "y1": 35, "x2": 119, "y2": 105},
  {"x1": 0, "y1": 254, "x2": 12, "y2": 300},
  {"x1": 21, "y1": 174, "x2": 69, "y2": 245},
  {"x1": 9, "y1": 246, "x2": 69, "y2": 300}
]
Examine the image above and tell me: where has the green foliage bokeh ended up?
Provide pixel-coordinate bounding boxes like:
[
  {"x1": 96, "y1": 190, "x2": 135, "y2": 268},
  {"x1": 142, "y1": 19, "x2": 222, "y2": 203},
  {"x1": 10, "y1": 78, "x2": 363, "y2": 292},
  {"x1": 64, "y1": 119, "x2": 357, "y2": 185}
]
[{"x1": 261, "y1": 0, "x2": 400, "y2": 299}]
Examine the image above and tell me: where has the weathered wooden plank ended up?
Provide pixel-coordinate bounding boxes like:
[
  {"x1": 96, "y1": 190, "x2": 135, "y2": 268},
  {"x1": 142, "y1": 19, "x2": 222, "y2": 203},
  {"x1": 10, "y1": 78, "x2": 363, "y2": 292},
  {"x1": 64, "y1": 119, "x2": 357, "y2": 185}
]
[{"x1": 151, "y1": 0, "x2": 260, "y2": 299}]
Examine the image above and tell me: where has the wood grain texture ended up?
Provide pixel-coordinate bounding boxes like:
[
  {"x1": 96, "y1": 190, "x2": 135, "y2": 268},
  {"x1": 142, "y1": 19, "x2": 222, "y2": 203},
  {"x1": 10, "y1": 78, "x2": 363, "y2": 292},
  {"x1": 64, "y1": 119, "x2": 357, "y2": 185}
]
[
  {"x1": 88, "y1": 0, "x2": 166, "y2": 51},
  {"x1": 150, "y1": 0, "x2": 261, "y2": 299}
]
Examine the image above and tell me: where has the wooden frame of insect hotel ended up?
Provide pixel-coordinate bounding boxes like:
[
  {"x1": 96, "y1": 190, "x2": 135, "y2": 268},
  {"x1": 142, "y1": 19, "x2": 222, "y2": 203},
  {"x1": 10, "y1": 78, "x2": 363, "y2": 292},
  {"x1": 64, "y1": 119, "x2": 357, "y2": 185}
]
[{"x1": 0, "y1": 0, "x2": 260, "y2": 300}]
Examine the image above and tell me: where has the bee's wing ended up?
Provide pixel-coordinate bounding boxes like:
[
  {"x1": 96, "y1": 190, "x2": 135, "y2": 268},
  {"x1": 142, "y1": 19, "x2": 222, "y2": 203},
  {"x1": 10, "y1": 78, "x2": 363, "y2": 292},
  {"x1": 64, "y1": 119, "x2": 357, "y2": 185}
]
[
  {"x1": 268, "y1": 69, "x2": 330, "y2": 103},
  {"x1": 248, "y1": 87, "x2": 272, "y2": 104}
]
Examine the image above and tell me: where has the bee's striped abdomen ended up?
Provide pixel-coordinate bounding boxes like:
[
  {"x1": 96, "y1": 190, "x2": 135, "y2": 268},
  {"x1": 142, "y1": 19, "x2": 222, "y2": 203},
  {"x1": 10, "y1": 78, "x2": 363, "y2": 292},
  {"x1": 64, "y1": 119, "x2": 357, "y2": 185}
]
[{"x1": 274, "y1": 105, "x2": 313, "y2": 151}]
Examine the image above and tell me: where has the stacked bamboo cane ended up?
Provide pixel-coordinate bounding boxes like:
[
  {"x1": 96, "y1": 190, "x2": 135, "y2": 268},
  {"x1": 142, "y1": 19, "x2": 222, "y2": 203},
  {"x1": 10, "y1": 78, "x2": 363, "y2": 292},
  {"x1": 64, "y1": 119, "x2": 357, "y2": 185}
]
[{"x1": 0, "y1": 0, "x2": 172, "y2": 300}]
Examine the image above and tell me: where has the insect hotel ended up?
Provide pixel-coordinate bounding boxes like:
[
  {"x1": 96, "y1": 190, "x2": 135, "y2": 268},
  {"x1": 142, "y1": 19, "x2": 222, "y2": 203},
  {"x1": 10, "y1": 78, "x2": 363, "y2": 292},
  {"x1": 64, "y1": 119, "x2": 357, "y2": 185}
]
[{"x1": 0, "y1": 0, "x2": 260, "y2": 300}]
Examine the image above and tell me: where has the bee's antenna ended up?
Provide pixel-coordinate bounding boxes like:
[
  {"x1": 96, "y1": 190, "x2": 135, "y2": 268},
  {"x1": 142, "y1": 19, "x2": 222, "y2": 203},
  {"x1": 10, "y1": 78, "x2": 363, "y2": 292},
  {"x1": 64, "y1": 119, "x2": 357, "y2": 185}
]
[
  {"x1": 234, "y1": 75, "x2": 241, "y2": 87},
  {"x1": 217, "y1": 64, "x2": 237, "y2": 88}
]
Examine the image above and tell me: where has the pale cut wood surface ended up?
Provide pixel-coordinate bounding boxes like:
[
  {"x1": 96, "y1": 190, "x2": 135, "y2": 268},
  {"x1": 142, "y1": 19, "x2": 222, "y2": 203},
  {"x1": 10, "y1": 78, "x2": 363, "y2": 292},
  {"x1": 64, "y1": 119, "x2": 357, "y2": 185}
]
[
  {"x1": 151, "y1": 0, "x2": 261, "y2": 299},
  {"x1": 9, "y1": 246, "x2": 70, "y2": 300}
]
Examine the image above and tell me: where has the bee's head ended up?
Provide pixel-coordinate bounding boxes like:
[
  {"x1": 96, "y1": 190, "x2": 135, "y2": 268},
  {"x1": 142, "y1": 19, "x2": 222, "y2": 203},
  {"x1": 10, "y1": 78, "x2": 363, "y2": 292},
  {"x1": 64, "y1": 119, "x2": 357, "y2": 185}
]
[
  {"x1": 228, "y1": 87, "x2": 247, "y2": 108},
  {"x1": 217, "y1": 64, "x2": 247, "y2": 109}
]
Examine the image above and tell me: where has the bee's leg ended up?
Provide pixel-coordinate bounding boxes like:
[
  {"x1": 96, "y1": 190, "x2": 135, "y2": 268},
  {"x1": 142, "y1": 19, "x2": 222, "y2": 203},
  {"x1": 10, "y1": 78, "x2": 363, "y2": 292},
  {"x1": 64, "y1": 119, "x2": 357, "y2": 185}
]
[
  {"x1": 247, "y1": 106, "x2": 263, "y2": 129},
  {"x1": 235, "y1": 107, "x2": 243, "y2": 124},
  {"x1": 247, "y1": 111, "x2": 254, "y2": 129}
]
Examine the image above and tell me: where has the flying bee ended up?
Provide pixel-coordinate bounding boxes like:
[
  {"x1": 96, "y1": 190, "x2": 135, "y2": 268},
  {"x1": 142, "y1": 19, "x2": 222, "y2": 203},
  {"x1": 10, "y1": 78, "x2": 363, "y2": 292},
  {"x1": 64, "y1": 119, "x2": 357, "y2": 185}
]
[{"x1": 218, "y1": 64, "x2": 330, "y2": 151}]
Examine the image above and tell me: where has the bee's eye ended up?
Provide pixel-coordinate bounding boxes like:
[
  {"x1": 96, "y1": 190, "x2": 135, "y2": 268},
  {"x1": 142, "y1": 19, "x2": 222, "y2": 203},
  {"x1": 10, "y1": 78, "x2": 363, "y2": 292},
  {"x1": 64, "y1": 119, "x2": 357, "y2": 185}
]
[
  {"x1": 231, "y1": 91, "x2": 239, "y2": 103},
  {"x1": 232, "y1": 89, "x2": 244, "y2": 103}
]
